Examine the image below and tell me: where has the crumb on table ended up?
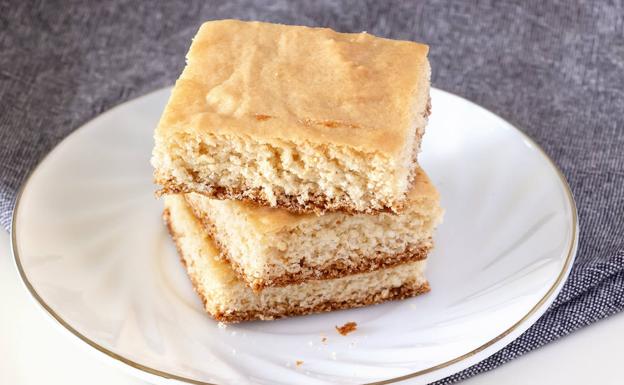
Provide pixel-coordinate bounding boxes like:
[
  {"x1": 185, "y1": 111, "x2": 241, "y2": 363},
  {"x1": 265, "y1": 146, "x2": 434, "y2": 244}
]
[
  {"x1": 335, "y1": 321, "x2": 357, "y2": 336},
  {"x1": 296, "y1": 360, "x2": 304, "y2": 367},
  {"x1": 321, "y1": 336, "x2": 328, "y2": 343}
]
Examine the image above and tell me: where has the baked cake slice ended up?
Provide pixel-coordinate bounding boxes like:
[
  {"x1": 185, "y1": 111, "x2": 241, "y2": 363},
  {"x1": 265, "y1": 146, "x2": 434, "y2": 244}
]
[
  {"x1": 164, "y1": 194, "x2": 430, "y2": 323},
  {"x1": 184, "y1": 167, "x2": 443, "y2": 291},
  {"x1": 152, "y1": 19, "x2": 431, "y2": 214}
]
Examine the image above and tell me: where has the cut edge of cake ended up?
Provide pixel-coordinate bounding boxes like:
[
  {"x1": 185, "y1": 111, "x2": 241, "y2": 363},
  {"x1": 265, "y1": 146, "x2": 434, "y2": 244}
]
[
  {"x1": 185, "y1": 195, "x2": 438, "y2": 291},
  {"x1": 163, "y1": 194, "x2": 430, "y2": 323},
  {"x1": 181, "y1": 166, "x2": 443, "y2": 291}
]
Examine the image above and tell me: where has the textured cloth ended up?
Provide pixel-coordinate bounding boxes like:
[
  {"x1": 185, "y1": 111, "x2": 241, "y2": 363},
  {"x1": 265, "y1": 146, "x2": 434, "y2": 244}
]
[{"x1": 1, "y1": 1, "x2": 623, "y2": 383}]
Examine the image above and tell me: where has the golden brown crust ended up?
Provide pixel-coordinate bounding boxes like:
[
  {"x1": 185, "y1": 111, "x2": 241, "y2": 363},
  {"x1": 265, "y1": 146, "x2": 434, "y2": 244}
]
[
  {"x1": 211, "y1": 281, "x2": 430, "y2": 323},
  {"x1": 157, "y1": 178, "x2": 403, "y2": 215},
  {"x1": 156, "y1": 20, "x2": 430, "y2": 157},
  {"x1": 185, "y1": 196, "x2": 431, "y2": 291}
]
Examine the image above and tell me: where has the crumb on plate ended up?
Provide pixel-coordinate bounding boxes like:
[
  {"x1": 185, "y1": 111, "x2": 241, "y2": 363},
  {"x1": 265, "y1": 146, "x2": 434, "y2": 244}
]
[{"x1": 335, "y1": 321, "x2": 357, "y2": 336}]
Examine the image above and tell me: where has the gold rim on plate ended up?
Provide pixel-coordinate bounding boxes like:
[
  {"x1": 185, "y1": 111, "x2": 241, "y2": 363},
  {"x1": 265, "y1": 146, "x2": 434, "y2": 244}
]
[{"x1": 10, "y1": 88, "x2": 579, "y2": 385}]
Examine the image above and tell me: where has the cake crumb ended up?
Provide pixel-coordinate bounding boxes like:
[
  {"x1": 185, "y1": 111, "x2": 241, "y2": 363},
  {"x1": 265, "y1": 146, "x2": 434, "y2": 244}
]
[
  {"x1": 335, "y1": 321, "x2": 357, "y2": 336},
  {"x1": 296, "y1": 360, "x2": 304, "y2": 367},
  {"x1": 321, "y1": 336, "x2": 328, "y2": 344}
]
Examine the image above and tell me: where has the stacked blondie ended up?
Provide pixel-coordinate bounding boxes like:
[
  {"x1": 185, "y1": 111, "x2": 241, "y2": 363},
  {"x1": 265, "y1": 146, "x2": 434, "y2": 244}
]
[{"x1": 152, "y1": 20, "x2": 443, "y2": 322}]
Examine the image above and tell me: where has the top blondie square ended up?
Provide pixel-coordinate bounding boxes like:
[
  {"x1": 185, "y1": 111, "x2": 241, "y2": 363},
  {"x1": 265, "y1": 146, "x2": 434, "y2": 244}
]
[{"x1": 153, "y1": 20, "x2": 431, "y2": 214}]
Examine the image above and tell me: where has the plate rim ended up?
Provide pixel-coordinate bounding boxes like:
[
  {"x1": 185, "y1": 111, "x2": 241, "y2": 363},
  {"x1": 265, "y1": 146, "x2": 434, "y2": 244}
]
[{"x1": 9, "y1": 87, "x2": 579, "y2": 385}]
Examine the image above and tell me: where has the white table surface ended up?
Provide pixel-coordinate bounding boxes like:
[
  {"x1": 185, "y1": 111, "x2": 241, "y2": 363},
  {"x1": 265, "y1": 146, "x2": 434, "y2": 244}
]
[{"x1": 2, "y1": 228, "x2": 622, "y2": 385}]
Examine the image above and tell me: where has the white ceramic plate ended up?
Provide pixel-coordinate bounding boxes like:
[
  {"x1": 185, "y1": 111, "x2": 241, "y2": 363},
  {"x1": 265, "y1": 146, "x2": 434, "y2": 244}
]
[{"x1": 11, "y1": 88, "x2": 577, "y2": 385}]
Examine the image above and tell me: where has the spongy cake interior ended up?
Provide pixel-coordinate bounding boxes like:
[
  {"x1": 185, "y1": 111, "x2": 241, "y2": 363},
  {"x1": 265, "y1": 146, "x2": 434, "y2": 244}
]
[
  {"x1": 184, "y1": 168, "x2": 443, "y2": 290},
  {"x1": 164, "y1": 194, "x2": 430, "y2": 322}
]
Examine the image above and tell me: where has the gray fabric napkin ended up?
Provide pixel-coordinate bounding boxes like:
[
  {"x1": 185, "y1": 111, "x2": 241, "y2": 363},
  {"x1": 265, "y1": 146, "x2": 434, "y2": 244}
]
[{"x1": 1, "y1": 1, "x2": 623, "y2": 383}]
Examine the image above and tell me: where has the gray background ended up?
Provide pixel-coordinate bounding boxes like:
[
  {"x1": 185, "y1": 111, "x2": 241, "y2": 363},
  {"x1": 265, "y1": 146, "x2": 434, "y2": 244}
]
[{"x1": 1, "y1": 1, "x2": 623, "y2": 383}]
